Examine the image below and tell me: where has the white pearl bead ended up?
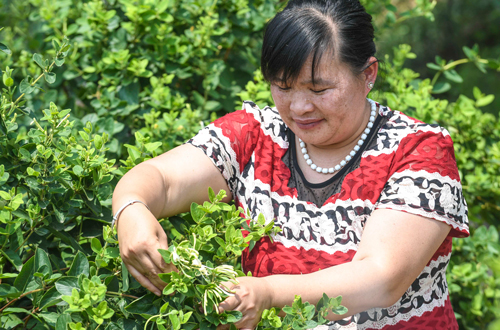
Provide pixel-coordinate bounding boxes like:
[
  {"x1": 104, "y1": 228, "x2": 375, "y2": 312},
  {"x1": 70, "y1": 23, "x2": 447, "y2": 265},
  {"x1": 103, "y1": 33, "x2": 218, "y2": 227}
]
[
  {"x1": 299, "y1": 141, "x2": 305, "y2": 148},
  {"x1": 368, "y1": 122, "x2": 373, "y2": 128},
  {"x1": 350, "y1": 151, "x2": 356, "y2": 157},
  {"x1": 311, "y1": 164, "x2": 317, "y2": 170},
  {"x1": 369, "y1": 116, "x2": 375, "y2": 122},
  {"x1": 371, "y1": 110, "x2": 376, "y2": 117},
  {"x1": 316, "y1": 167, "x2": 322, "y2": 173},
  {"x1": 328, "y1": 167, "x2": 335, "y2": 173},
  {"x1": 301, "y1": 148, "x2": 307, "y2": 154},
  {"x1": 335, "y1": 165, "x2": 341, "y2": 171},
  {"x1": 364, "y1": 128, "x2": 370, "y2": 134},
  {"x1": 340, "y1": 160, "x2": 346, "y2": 166},
  {"x1": 346, "y1": 155, "x2": 352, "y2": 161},
  {"x1": 304, "y1": 154, "x2": 310, "y2": 160},
  {"x1": 306, "y1": 159, "x2": 313, "y2": 165},
  {"x1": 354, "y1": 145, "x2": 360, "y2": 151},
  {"x1": 322, "y1": 168, "x2": 328, "y2": 174},
  {"x1": 357, "y1": 139, "x2": 364, "y2": 146},
  {"x1": 361, "y1": 133, "x2": 367, "y2": 140}
]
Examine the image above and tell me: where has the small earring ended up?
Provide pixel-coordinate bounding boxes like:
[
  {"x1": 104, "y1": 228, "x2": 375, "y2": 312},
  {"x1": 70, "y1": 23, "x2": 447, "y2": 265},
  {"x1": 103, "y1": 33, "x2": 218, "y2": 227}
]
[{"x1": 368, "y1": 82, "x2": 374, "y2": 89}]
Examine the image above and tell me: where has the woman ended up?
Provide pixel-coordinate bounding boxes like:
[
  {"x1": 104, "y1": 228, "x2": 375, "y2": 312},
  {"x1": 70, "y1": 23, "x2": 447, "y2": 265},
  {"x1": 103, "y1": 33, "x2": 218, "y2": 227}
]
[{"x1": 113, "y1": 0, "x2": 469, "y2": 329}]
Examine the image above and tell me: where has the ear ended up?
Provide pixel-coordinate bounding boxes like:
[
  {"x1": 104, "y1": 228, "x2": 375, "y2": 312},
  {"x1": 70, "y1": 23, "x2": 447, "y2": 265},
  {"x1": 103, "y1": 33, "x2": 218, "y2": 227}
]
[{"x1": 363, "y1": 56, "x2": 379, "y2": 96}]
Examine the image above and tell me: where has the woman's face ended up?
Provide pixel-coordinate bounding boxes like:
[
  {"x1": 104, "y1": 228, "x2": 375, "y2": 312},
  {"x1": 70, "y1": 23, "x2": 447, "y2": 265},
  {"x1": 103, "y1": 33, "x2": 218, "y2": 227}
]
[{"x1": 270, "y1": 55, "x2": 375, "y2": 150}]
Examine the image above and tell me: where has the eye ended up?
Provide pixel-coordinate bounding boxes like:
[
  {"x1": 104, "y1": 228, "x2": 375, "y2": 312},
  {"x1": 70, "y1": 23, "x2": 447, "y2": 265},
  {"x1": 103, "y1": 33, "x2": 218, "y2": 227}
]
[
  {"x1": 311, "y1": 88, "x2": 328, "y2": 94},
  {"x1": 277, "y1": 85, "x2": 291, "y2": 91}
]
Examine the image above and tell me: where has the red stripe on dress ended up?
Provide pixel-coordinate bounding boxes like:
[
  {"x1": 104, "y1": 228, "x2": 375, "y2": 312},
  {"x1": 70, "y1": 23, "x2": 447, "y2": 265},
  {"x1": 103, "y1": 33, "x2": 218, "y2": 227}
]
[
  {"x1": 333, "y1": 152, "x2": 395, "y2": 204},
  {"x1": 391, "y1": 131, "x2": 460, "y2": 181},
  {"x1": 212, "y1": 110, "x2": 261, "y2": 174},
  {"x1": 253, "y1": 134, "x2": 295, "y2": 197}
]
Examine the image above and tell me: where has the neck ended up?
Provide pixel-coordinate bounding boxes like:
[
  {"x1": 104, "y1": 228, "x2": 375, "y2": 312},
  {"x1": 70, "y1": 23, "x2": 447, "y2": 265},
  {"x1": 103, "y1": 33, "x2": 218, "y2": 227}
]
[{"x1": 297, "y1": 99, "x2": 377, "y2": 175}]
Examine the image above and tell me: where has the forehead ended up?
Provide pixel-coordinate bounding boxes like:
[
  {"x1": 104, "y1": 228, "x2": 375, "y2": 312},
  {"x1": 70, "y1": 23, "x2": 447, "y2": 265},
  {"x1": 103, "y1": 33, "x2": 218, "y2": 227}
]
[{"x1": 293, "y1": 54, "x2": 352, "y2": 85}]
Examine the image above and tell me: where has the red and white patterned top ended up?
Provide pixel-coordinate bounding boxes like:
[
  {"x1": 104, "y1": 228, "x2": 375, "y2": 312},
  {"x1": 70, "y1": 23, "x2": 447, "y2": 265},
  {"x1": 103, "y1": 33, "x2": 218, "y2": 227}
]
[{"x1": 188, "y1": 101, "x2": 469, "y2": 329}]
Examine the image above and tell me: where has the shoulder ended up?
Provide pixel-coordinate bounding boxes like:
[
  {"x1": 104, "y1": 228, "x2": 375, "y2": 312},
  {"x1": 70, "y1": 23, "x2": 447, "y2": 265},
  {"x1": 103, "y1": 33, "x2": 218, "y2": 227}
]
[
  {"x1": 378, "y1": 103, "x2": 452, "y2": 144},
  {"x1": 211, "y1": 101, "x2": 288, "y2": 147}
]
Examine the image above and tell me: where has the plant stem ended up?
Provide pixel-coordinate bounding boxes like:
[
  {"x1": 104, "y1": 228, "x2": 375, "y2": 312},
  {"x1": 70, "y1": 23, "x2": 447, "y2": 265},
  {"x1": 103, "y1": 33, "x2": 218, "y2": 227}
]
[
  {"x1": 0, "y1": 288, "x2": 50, "y2": 313},
  {"x1": 430, "y1": 71, "x2": 442, "y2": 87},
  {"x1": 443, "y1": 58, "x2": 470, "y2": 70},
  {"x1": 106, "y1": 291, "x2": 140, "y2": 299}
]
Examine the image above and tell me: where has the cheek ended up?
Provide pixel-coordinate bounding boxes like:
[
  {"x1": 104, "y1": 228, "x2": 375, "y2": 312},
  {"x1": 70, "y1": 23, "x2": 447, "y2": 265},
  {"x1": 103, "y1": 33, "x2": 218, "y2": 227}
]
[{"x1": 271, "y1": 90, "x2": 288, "y2": 110}]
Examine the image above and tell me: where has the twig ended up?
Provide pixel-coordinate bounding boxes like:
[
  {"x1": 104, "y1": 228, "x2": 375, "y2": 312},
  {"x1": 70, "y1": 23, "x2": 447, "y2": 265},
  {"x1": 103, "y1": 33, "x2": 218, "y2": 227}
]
[
  {"x1": 0, "y1": 288, "x2": 50, "y2": 313},
  {"x1": 106, "y1": 291, "x2": 140, "y2": 300}
]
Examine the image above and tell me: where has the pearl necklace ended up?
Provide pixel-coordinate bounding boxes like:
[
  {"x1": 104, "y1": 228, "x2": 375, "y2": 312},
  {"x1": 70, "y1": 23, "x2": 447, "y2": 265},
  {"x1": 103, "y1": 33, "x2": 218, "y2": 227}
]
[{"x1": 298, "y1": 98, "x2": 378, "y2": 174}]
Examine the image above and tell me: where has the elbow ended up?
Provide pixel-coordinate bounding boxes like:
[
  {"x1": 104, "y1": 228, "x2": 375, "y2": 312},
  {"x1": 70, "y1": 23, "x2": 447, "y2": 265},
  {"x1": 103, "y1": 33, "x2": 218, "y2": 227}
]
[
  {"x1": 379, "y1": 290, "x2": 404, "y2": 309},
  {"x1": 377, "y1": 272, "x2": 412, "y2": 308}
]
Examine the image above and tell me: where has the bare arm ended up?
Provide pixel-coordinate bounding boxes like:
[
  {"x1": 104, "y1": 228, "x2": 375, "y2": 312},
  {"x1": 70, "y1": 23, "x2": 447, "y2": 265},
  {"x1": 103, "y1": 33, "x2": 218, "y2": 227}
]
[
  {"x1": 113, "y1": 144, "x2": 231, "y2": 295},
  {"x1": 218, "y1": 209, "x2": 451, "y2": 329}
]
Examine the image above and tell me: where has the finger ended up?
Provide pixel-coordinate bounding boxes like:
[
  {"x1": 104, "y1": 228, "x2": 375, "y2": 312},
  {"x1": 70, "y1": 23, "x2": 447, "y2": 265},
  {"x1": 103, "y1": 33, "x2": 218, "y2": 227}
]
[
  {"x1": 126, "y1": 264, "x2": 162, "y2": 296},
  {"x1": 150, "y1": 234, "x2": 174, "y2": 273},
  {"x1": 134, "y1": 255, "x2": 169, "y2": 292},
  {"x1": 126, "y1": 251, "x2": 167, "y2": 293},
  {"x1": 218, "y1": 294, "x2": 241, "y2": 314}
]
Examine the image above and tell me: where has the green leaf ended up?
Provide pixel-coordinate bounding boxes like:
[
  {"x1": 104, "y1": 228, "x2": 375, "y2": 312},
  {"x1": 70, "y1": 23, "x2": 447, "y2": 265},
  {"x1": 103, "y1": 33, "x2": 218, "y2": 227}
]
[
  {"x1": 473, "y1": 86, "x2": 483, "y2": 100},
  {"x1": 462, "y1": 46, "x2": 475, "y2": 60},
  {"x1": 79, "y1": 131, "x2": 89, "y2": 141},
  {"x1": 55, "y1": 58, "x2": 65, "y2": 67},
  {"x1": 34, "y1": 248, "x2": 52, "y2": 276},
  {"x1": 19, "y1": 77, "x2": 35, "y2": 94},
  {"x1": 56, "y1": 314, "x2": 72, "y2": 330},
  {"x1": 208, "y1": 187, "x2": 216, "y2": 202},
  {"x1": 55, "y1": 277, "x2": 80, "y2": 296},
  {"x1": 204, "y1": 100, "x2": 221, "y2": 111},
  {"x1": 443, "y1": 69, "x2": 463, "y2": 83},
  {"x1": 73, "y1": 165, "x2": 83, "y2": 176},
  {"x1": 68, "y1": 251, "x2": 90, "y2": 277},
  {"x1": 33, "y1": 53, "x2": 45, "y2": 70},
  {"x1": 0, "y1": 42, "x2": 11, "y2": 55},
  {"x1": 14, "y1": 255, "x2": 35, "y2": 292},
  {"x1": 94, "y1": 135, "x2": 103, "y2": 149},
  {"x1": 125, "y1": 293, "x2": 160, "y2": 315},
  {"x1": 190, "y1": 203, "x2": 205, "y2": 223},
  {"x1": 144, "y1": 142, "x2": 162, "y2": 153},
  {"x1": 45, "y1": 72, "x2": 56, "y2": 84},
  {"x1": 168, "y1": 216, "x2": 189, "y2": 236},
  {"x1": 0, "y1": 284, "x2": 21, "y2": 298},
  {"x1": 169, "y1": 313, "x2": 181, "y2": 330},
  {"x1": 40, "y1": 286, "x2": 62, "y2": 309},
  {"x1": 426, "y1": 62, "x2": 442, "y2": 71},
  {"x1": 476, "y1": 95, "x2": 495, "y2": 107},
  {"x1": 47, "y1": 227, "x2": 85, "y2": 254},
  {"x1": 91, "y1": 237, "x2": 103, "y2": 253},
  {"x1": 432, "y1": 82, "x2": 451, "y2": 94},
  {"x1": 122, "y1": 261, "x2": 130, "y2": 292}
]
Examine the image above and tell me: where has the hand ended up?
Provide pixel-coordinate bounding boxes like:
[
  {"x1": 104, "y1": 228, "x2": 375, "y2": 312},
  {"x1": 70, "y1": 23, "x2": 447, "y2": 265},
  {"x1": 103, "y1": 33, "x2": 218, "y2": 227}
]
[
  {"x1": 117, "y1": 203, "x2": 177, "y2": 296},
  {"x1": 217, "y1": 276, "x2": 274, "y2": 330}
]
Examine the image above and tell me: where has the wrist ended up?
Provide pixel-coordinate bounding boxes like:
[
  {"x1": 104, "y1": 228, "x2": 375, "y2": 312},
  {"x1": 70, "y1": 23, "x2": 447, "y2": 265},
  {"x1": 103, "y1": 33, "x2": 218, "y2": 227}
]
[
  {"x1": 261, "y1": 276, "x2": 276, "y2": 310},
  {"x1": 113, "y1": 200, "x2": 153, "y2": 230}
]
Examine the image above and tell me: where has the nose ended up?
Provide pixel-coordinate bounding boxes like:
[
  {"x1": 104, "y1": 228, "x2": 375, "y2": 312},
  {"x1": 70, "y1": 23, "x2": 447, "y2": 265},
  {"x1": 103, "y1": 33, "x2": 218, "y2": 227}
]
[{"x1": 289, "y1": 91, "x2": 314, "y2": 116}]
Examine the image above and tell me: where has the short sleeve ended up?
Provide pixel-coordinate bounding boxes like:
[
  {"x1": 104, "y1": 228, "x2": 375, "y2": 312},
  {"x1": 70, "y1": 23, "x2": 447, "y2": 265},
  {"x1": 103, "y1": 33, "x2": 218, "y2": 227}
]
[
  {"x1": 375, "y1": 125, "x2": 469, "y2": 238},
  {"x1": 187, "y1": 105, "x2": 262, "y2": 197}
]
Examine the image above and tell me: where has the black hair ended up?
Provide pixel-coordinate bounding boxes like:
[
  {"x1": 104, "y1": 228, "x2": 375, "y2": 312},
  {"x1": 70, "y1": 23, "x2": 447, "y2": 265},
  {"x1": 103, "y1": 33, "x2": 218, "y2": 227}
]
[{"x1": 261, "y1": 0, "x2": 376, "y2": 85}]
